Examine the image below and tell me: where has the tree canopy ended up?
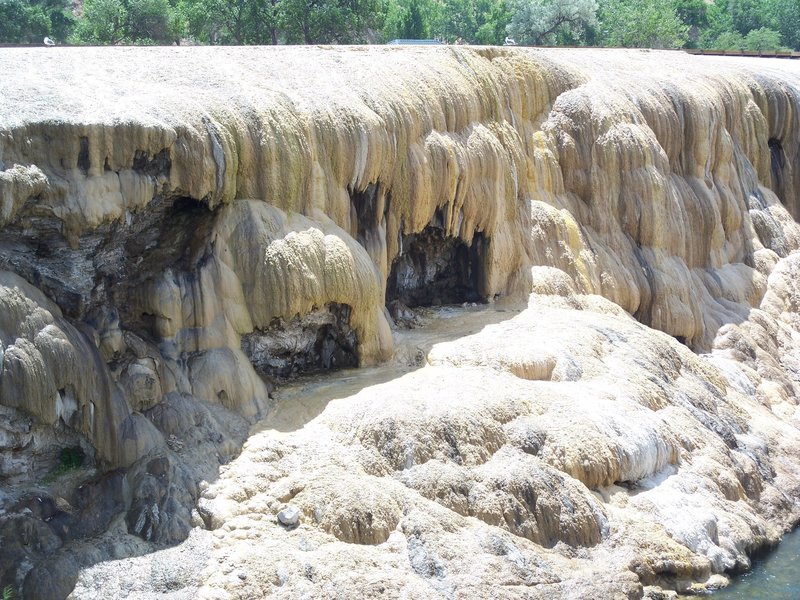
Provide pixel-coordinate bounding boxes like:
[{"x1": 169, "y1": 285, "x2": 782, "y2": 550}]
[
  {"x1": 0, "y1": 0, "x2": 797, "y2": 51},
  {"x1": 599, "y1": 0, "x2": 688, "y2": 49},
  {"x1": 507, "y1": 0, "x2": 597, "y2": 46},
  {"x1": 0, "y1": 0, "x2": 74, "y2": 43}
]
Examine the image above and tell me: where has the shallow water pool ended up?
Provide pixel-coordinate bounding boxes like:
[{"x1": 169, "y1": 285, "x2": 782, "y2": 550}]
[{"x1": 711, "y1": 527, "x2": 800, "y2": 599}]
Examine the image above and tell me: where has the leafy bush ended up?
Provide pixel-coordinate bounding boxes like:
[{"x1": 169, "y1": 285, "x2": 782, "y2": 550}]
[
  {"x1": 711, "y1": 30, "x2": 745, "y2": 50},
  {"x1": 744, "y1": 27, "x2": 784, "y2": 52}
]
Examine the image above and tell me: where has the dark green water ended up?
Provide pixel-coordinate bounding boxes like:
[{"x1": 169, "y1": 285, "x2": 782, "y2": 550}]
[{"x1": 711, "y1": 528, "x2": 800, "y2": 599}]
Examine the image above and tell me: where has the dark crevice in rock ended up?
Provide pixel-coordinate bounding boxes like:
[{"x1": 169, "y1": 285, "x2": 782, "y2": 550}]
[
  {"x1": 387, "y1": 225, "x2": 487, "y2": 308},
  {"x1": 631, "y1": 246, "x2": 659, "y2": 337},
  {"x1": 350, "y1": 182, "x2": 387, "y2": 249},
  {"x1": 769, "y1": 137, "x2": 785, "y2": 202},
  {"x1": 77, "y1": 137, "x2": 90, "y2": 176},
  {"x1": 241, "y1": 302, "x2": 358, "y2": 381},
  {"x1": 132, "y1": 148, "x2": 172, "y2": 179}
]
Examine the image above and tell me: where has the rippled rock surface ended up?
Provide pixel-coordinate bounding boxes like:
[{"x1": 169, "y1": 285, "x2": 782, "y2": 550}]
[{"x1": 1, "y1": 46, "x2": 800, "y2": 599}]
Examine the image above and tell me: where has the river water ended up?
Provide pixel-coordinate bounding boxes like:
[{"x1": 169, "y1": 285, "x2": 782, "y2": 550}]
[{"x1": 711, "y1": 528, "x2": 800, "y2": 599}]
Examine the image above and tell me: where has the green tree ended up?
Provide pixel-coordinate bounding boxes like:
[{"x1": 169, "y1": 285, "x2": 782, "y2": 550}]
[
  {"x1": 598, "y1": 0, "x2": 688, "y2": 48},
  {"x1": 696, "y1": 0, "x2": 798, "y2": 51},
  {"x1": 674, "y1": 0, "x2": 707, "y2": 47},
  {"x1": 384, "y1": 0, "x2": 509, "y2": 44},
  {"x1": 127, "y1": 0, "x2": 178, "y2": 42},
  {"x1": 73, "y1": 0, "x2": 128, "y2": 43},
  {"x1": 507, "y1": 0, "x2": 597, "y2": 45},
  {"x1": 436, "y1": 0, "x2": 477, "y2": 41},
  {"x1": 72, "y1": 0, "x2": 182, "y2": 43},
  {"x1": 0, "y1": 0, "x2": 33, "y2": 42},
  {"x1": 728, "y1": 0, "x2": 772, "y2": 34},
  {"x1": 401, "y1": 0, "x2": 426, "y2": 38},
  {"x1": 744, "y1": 26, "x2": 783, "y2": 51},
  {"x1": 278, "y1": 0, "x2": 381, "y2": 44},
  {"x1": 382, "y1": 0, "x2": 440, "y2": 41},
  {"x1": 767, "y1": 0, "x2": 800, "y2": 50},
  {"x1": 180, "y1": 0, "x2": 278, "y2": 44},
  {"x1": 0, "y1": 0, "x2": 74, "y2": 43},
  {"x1": 710, "y1": 29, "x2": 745, "y2": 49},
  {"x1": 674, "y1": 0, "x2": 706, "y2": 28},
  {"x1": 698, "y1": 0, "x2": 734, "y2": 47},
  {"x1": 474, "y1": 0, "x2": 511, "y2": 44}
]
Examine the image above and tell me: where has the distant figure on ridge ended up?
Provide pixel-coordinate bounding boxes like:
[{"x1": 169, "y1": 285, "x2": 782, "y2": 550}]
[{"x1": 43, "y1": 37, "x2": 55, "y2": 47}]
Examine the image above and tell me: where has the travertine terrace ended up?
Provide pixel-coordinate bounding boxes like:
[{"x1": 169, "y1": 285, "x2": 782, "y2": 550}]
[{"x1": 1, "y1": 46, "x2": 800, "y2": 599}]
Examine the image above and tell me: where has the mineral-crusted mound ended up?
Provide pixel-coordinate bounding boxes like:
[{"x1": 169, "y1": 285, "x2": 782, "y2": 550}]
[{"x1": 1, "y1": 46, "x2": 800, "y2": 599}]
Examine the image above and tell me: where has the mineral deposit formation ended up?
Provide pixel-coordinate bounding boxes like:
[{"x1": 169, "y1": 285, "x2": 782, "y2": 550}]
[{"x1": 1, "y1": 46, "x2": 800, "y2": 599}]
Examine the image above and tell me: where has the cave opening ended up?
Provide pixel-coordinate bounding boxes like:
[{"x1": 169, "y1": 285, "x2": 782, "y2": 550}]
[
  {"x1": 132, "y1": 148, "x2": 172, "y2": 179},
  {"x1": 78, "y1": 136, "x2": 90, "y2": 175},
  {"x1": 116, "y1": 195, "x2": 216, "y2": 282},
  {"x1": 113, "y1": 196, "x2": 216, "y2": 341},
  {"x1": 240, "y1": 302, "x2": 359, "y2": 381},
  {"x1": 386, "y1": 226, "x2": 487, "y2": 308}
]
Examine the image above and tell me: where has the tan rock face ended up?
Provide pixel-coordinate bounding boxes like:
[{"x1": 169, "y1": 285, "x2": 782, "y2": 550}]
[{"x1": 1, "y1": 46, "x2": 800, "y2": 599}]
